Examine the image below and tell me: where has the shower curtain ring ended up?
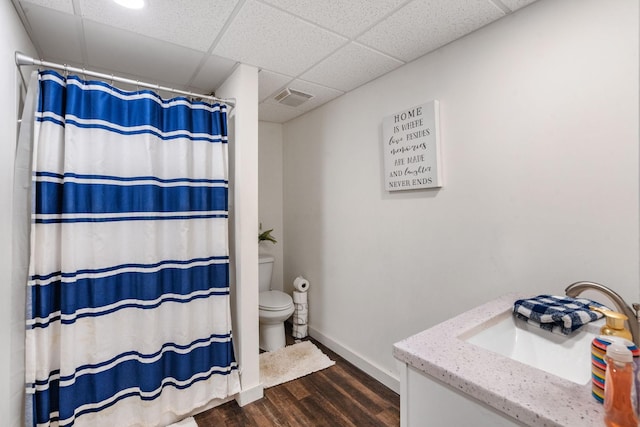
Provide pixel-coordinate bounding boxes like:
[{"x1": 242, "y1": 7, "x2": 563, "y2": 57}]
[{"x1": 63, "y1": 64, "x2": 68, "y2": 77}]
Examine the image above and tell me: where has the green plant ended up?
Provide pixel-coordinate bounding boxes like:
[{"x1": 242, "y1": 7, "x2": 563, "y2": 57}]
[{"x1": 258, "y1": 228, "x2": 277, "y2": 244}]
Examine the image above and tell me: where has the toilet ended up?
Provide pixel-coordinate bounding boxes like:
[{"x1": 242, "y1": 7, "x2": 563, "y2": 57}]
[{"x1": 259, "y1": 255, "x2": 294, "y2": 352}]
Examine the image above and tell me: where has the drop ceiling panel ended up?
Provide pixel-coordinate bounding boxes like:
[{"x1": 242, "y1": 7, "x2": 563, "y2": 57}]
[
  {"x1": 15, "y1": 0, "x2": 542, "y2": 123},
  {"x1": 79, "y1": 0, "x2": 239, "y2": 52},
  {"x1": 21, "y1": 5, "x2": 84, "y2": 65},
  {"x1": 358, "y1": 0, "x2": 505, "y2": 62},
  {"x1": 500, "y1": 0, "x2": 540, "y2": 11},
  {"x1": 259, "y1": 102, "x2": 304, "y2": 123},
  {"x1": 213, "y1": 0, "x2": 348, "y2": 76},
  {"x1": 84, "y1": 21, "x2": 205, "y2": 87},
  {"x1": 260, "y1": 0, "x2": 407, "y2": 38},
  {"x1": 189, "y1": 54, "x2": 239, "y2": 94},
  {"x1": 258, "y1": 69, "x2": 294, "y2": 103},
  {"x1": 301, "y1": 42, "x2": 404, "y2": 92},
  {"x1": 20, "y1": 0, "x2": 73, "y2": 14}
]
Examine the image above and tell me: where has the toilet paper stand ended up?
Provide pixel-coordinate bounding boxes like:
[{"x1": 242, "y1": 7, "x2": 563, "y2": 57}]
[{"x1": 292, "y1": 276, "x2": 309, "y2": 339}]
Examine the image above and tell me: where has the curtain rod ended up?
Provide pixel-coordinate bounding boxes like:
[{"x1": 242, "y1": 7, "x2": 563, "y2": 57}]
[{"x1": 15, "y1": 51, "x2": 236, "y2": 108}]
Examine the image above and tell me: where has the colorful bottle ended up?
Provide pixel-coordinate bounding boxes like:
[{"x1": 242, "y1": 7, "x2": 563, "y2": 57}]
[
  {"x1": 604, "y1": 339, "x2": 639, "y2": 427},
  {"x1": 592, "y1": 337, "x2": 639, "y2": 403},
  {"x1": 591, "y1": 307, "x2": 639, "y2": 403}
]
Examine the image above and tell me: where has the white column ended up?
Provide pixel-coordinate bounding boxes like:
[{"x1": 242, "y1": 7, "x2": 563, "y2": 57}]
[{"x1": 216, "y1": 64, "x2": 263, "y2": 406}]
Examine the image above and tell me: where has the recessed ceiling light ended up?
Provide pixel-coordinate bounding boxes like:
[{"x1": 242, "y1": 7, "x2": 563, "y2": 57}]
[{"x1": 113, "y1": 0, "x2": 145, "y2": 9}]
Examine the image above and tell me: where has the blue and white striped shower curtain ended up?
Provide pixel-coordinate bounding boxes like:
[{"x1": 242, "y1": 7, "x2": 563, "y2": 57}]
[{"x1": 24, "y1": 70, "x2": 240, "y2": 426}]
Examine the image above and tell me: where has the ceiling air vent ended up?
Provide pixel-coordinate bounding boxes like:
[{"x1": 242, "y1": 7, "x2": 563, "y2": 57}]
[{"x1": 274, "y1": 88, "x2": 314, "y2": 107}]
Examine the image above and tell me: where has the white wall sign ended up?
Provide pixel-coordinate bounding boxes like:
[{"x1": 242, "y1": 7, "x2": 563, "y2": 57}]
[{"x1": 382, "y1": 100, "x2": 442, "y2": 191}]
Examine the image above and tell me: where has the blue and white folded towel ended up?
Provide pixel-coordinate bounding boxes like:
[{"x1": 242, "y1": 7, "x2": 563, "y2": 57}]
[{"x1": 513, "y1": 294, "x2": 609, "y2": 335}]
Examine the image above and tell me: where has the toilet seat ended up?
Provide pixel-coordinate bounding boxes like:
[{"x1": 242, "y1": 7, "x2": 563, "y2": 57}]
[{"x1": 259, "y1": 290, "x2": 293, "y2": 311}]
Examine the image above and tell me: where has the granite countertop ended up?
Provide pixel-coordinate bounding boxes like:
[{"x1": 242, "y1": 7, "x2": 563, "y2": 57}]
[{"x1": 393, "y1": 293, "x2": 605, "y2": 427}]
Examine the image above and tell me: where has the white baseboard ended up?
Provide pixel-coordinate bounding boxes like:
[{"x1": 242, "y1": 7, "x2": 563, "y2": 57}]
[
  {"x1": 235, "y1": 383, "x2": 264, "y2": 407},
  {"x1": 308, "y1": 325, "x2": 400, "y2": 394}
]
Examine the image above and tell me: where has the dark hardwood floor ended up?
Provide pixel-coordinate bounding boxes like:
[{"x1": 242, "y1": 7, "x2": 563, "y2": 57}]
[{"x1": 194, "y1": 325, "x2": 400, "y2": 427}]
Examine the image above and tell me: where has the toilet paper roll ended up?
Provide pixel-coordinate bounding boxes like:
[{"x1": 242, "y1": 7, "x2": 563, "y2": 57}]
[
  {"x1": 293, "y1": 313, "x2": 307, "y2": 325},
  {"x1": 293, "y1": 291, "x2": 307, "y2": 304},
  {"x1": 293, "y1": 305, "x2": 308, "y2": 325},
  {"x1": 293, "y1": 302, "x2": 308, "y2": 325},
  {"x1": 294, "y1": 303, "x2": 308, "y2": 317},
  {"x1": 292, "y1": 323, "x2": 308, "y2": 339},
  {"x1": 293, "y1": 276, "x2": 310, "y2": 292}
]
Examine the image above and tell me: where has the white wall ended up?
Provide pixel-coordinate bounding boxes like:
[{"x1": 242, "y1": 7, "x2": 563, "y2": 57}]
[
  {"x1": 258, "y1": 121, "x2": 284, "y2": 290},
  {"x1": 282, "y1": 0, "x2": 639, "y2": 391},
  {"x1": 1, "y1": 2, "x2": 36, "y2": 425}
]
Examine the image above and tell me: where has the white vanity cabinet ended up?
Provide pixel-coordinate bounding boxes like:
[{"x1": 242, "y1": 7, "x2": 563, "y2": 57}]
[
  {"x1": 398, "y1": 362, "x2": 523, "y2": 427},
  {"x1": 393, "y1": 294, "x2": 604, "y2": 427}
]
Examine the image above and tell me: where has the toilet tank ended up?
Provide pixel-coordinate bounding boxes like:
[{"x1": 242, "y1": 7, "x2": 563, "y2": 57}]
[{"x1": 258, "y1": 255, "x2": 274, "y2": 292}]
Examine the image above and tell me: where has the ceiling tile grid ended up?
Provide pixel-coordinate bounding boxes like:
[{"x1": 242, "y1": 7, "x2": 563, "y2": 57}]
[
  {"x1": 212, "y1": 0, "x2": 348, "y2": 76},
  {"x1": 190, "y1": 54, "x2": 240, "y2": 94},
  {"x1": 300, "y1": 42, "x2": 404, "y2": 92},
  {"x1": 258, "y1": 102, "x2": 304, "y2": 123},
  {"x1": 19, "y1": 0, "x2": 72, "y2": 14},
  {"x1": 357, "y1": 0, "x2": 507, "y2": 62},
  {"x1": 14, "y1": 0, "x2": 541, "y2": 123},
  {"x1": 259, "y1": 0, "x2": 409, "y2": 38},
  {"x1": 500, "y1": 0, "x2": 539, "y2": 11},
  {"x1": 258, "y1": 69, "x2": 294, "y2": 103}
]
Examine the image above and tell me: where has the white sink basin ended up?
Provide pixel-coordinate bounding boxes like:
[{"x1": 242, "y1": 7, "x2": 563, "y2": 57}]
[{"x1": 460, "y1": 310, "x2": 598, "y2": 385}]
